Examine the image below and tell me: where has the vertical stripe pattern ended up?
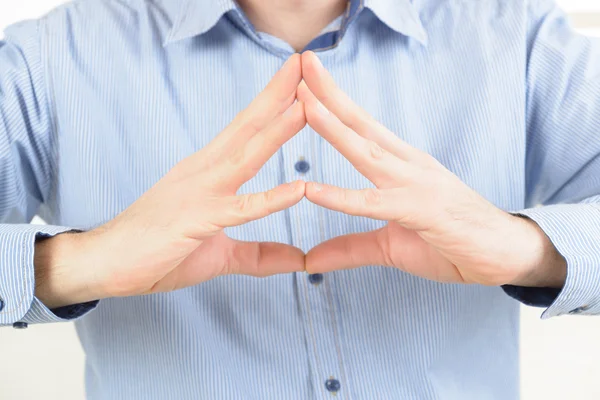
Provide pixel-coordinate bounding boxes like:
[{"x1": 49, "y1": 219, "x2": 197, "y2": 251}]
[{"x1": 1, "y1": 0, "x2": 600, "y2": 399}]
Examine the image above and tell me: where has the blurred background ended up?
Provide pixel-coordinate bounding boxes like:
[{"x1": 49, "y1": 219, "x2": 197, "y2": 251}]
[{"x1": 1, "y1": 1, "x2": 600, "y2": 399}]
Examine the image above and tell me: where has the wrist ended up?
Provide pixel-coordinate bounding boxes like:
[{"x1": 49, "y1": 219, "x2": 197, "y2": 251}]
[
  {"x1": 34, "y1": 231, "x2": 106, "y2": 309},
  {"x1": 507, "y1": 214, "x2": 567, "y2": 289}
]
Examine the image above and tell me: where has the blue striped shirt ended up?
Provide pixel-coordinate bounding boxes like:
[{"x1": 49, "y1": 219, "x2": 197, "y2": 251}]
[{"x1": 1, "y1": 0, "x2": 600, "y2": 398}]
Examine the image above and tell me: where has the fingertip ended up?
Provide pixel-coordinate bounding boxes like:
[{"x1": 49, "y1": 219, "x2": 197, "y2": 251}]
[
  {"x1": 283, "y1": 180, "x2": 307, "y2": 201},
  {"x1": 304, "y1": 247, "x2": 330, "y2": 275},
  {"x1": 305, "y1": 180, "x2": 318, "y2": 190},
  {"x1": 300, "y1": 50, "x2": 312, "y2": 65},
  {"x1": 301, "y1": 51, "x2": 325, "y2": 85},
  {"x1": 301, "y1": 51, "x2": 320, "y2": 68},
  {"x1": 305, "y1": 181, "x2": 325, "y2": 199},
  {"x1": 297, "y1": 179, "x2": 307, "y2": 195},
  {"x1": 303, "y1": 260, "x2": 318, "y2": 275},
  {"x1": 253, "y1": 242, "x2": 306, "y2": 276},
  {"x1": 289, "y1": 179, "x2": 302, "y2": 191},
  {"x1": 281, "y1": 53, "x2": 303, "y2": 84},
  {"x1": 284, "y1": 52, "x2": 302, "y2": 69},
  {"x1": 301, "y1": 53, "x2": 317, "y2": 82}
]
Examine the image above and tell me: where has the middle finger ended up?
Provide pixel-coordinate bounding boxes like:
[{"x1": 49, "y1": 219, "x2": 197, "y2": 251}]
[{"x1": 303, "y1": 94, "x2": 411, "y2": 188}]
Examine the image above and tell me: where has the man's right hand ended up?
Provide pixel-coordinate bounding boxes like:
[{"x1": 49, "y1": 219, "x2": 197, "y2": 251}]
[{"x1": 34, "y1": 54, "x2": 306, "y2": 309}]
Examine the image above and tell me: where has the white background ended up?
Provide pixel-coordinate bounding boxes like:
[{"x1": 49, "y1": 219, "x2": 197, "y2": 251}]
[{"x1": 1, "y1": 1, "x2": 600, "y2": 399}]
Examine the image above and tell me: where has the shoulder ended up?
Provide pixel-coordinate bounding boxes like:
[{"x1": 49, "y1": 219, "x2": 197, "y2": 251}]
[
  {"x1": 15, "y1": 0, "x2": 184, "y2": 47},
  {"x1": 415, "y1": 0, "x2": 532, "y2": 20}
]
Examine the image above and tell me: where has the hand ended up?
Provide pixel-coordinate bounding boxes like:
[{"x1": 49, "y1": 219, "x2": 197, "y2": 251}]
[
  {"x1": 35, "y1": 55, "x2": 307, "y2": 309},
  {"x1": 298, "y1": 51, "x2": 566, "y2": 288}
]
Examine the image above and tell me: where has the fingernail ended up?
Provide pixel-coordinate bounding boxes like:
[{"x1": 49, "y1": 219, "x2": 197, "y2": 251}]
[
  {"x1": 313, "y1": 183, "x2": 323, "y2": 192},
  {"x1": 316, "y1": 101, "x2": 329, "y2": 116}
]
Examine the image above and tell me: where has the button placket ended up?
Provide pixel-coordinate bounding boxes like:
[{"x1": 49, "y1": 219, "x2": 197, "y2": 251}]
[
  {"x1": 283, "y1": 126, "x2": 348, "y2": 398},
  {"x1": 307, "y1": 122, "x2": 353, "y2": 399}
]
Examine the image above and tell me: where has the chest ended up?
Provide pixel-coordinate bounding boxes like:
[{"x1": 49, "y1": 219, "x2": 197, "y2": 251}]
[{"x1": 50, "y1": 29, "x2": 526, "y2": 231}]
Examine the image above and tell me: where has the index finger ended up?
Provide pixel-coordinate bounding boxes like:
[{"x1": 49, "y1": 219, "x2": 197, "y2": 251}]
[
  {"x1": 214, "y1": 54, "x2": 303, "y2": 149},
  {"x1": 301, "y1": 52, "x2": 432, "y2": 166}
]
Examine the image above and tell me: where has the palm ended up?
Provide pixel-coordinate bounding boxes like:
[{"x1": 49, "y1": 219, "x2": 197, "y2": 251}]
[
  {"x1": 150, "y1": 232, "x2": 232, "y2": 293},
  {"x1": 148, "y1": 231, "x2": 304, "y2": 294},
  {"x1": 383, "y1": 222, "x2": 465, "y2": 283}
]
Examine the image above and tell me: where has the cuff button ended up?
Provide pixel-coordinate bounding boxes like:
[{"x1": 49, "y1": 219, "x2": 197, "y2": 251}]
[{"x1": 568, "y1": 305, "x2": 590, "y2": 314}]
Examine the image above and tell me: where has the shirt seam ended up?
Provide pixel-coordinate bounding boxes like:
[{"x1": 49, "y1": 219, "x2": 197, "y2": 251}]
[
  {"x1": 0, "y1": 19, "x2": 53, "y2": 316},
  {"x1": 1, "y1": 17, "x2": 60, "y2": 316},
  {"x1": 295, "y1": 206, "x2": 328, "y2": 396},
  {"x1": 311, "y1": 120, "x2": 354, "y2": 400}
]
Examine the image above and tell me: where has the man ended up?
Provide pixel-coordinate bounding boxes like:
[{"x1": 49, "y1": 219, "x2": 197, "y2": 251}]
[{"x1": 0, "y1": 0, "x2": 598, "y2": 398}]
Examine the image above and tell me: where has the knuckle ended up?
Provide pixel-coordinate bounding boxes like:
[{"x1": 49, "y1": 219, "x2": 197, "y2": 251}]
[
  {"x1": 419, "y1": 153, "x2": 441, "y2": 169},
  {"x1": 231, "y1": 191, "x2": 275, "y2": 219},
  {"x1": 221, "y1": 253, "x2": 239, "y2": 276},
  {"x1": 223, "y1": 241, "x2": 252, "y2": 276},
  {"x1": 337, "y1": 188, "x2": 349, "y2": 204},
  {"x1": 375, "y1": 228, "x2": 395, "y2": 267},
  {"x1": 345, "y1": 109, "x2": 372, "y2": 132},
  {"x1": 264, "y1": 188, "x2": 277, "y2": 204},
  {"x1": 258, "y1": 131, "x2": 280, "y2": 151},
  {"x1": 243, "y1": 118, "x2": 262, "y2": 137},
  {"x1": 204, "y1": 149, "x2": 221, "y2": 167},
  {"x1": 232, "y1": 195, "x2": 254, "y2": 215},
  {"x1": 318, "y1": 91, "x2": 331, "y2": 105},
  {"x1": 227, "y1": 145, "x2": 246, "y2": 166},
  {"x1": 363, "y1": 188, "x2": 383, "y2": 206},
  {"x1": 368, "y1": 140, "x2": 385, "y2": 160},
  {"x1": 345, "y1": 112, "x2": 364, "y2": 131}
]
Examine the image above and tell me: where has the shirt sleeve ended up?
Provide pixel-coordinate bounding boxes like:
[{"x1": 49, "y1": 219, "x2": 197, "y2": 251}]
[
  {"x1": 0, "y1": 19, "x2": 97, "y2": 326},
  {"x1": 503, "y1": 0, "x2": 600, "y2": 318}
]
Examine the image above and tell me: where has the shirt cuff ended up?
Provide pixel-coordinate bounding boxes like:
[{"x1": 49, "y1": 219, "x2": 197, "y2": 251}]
[
  {"x1": 0, "y1": 224, "x2": 97, "y2": 325},
  {"x1": 504, "y1": 204, "x2": 600, "y2": 318}
]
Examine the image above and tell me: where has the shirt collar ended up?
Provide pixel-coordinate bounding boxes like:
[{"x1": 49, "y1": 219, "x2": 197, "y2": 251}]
[
  {"x1": 164, "y1": 0, "x2": 428, "y2": 47},
  {"x1": 163, "y1": 0, "x2": 236, "y2": 46},
  {"x1": 364, "y1": 0, "x2": 428, "y2": 45}
]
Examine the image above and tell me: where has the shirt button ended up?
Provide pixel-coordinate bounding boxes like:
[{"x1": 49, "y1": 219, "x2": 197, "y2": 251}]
[
  {"x1": 294, "y1": 159, "x2": 310, "y2": 174},
  {"x1": 12, "y1": 322, "x2": 28, "y2": 329},
  {"x1": 569, "y1": 305, "x2": 590, "y2": 314},
  {"x1": 0, "y1": 298, "x2": 4, "y2": 312},
  {"x1": 325, "y1": 378, "x2": 341, "y2": 393},
  {"x1": 308, "y1": 273, "x2": 324, "y2": 285}
]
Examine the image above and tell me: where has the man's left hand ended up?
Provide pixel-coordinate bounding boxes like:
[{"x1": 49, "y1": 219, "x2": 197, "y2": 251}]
[{"x1": 298, "y1": 51, "x2": 566, "y2": 289}]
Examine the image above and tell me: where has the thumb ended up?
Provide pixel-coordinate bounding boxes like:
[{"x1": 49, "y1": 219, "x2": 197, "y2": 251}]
[{"x1": 219, "y1": 180, "x2": 306, "y2": 227}]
